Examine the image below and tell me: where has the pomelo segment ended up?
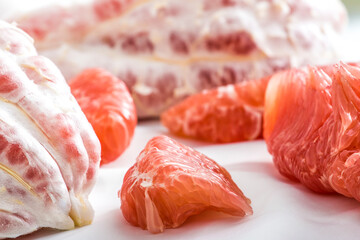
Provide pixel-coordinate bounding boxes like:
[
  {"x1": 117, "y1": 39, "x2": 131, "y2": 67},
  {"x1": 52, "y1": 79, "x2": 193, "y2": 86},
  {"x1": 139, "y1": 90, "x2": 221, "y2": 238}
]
[
  {"x1": 161, "y1": 76, "x2": 270, "y2": 143},
  {"x1": 264, "y1": 62, "x2": 360, "y2": 200},
  {"x1": 120, "y1": 135, "x2": 252, "y2": 233},
  {"x1": 70, "y1": 68, "x2": 137, "y2": 165}
]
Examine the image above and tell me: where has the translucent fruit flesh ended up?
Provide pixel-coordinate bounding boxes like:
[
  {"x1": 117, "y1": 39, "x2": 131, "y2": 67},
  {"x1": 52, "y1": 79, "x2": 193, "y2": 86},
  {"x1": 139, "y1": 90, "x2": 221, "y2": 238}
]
[
  {"x1": 161, "y1": 76, "x2": 270, "y2": 143},
  {"x1": 264, "y1": 62, "x2": 360, "y2": 200},
  {"x1": 120, "y1": 135, "x2": 252, "y2": 233},
  {"x1": 70, "y1": 68, "x2": 137, "y2": 165}
]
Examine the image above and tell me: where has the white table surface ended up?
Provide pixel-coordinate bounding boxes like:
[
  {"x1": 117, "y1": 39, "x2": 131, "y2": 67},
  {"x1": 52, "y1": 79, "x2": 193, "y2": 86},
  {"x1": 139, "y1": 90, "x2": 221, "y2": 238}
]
[{"x1": 8, "y1": 2, "x2": 360, "y2": 240}]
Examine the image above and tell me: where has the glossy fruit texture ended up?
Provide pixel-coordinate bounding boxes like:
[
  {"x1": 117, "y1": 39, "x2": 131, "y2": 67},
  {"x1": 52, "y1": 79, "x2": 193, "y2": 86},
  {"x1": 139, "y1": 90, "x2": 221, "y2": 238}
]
[
  {"x1": 70, "y1": 68, "x2": 137, "y2": 165},
  {"x1": 120, "y1": 135, "x2": 252, "y2": 233},
  {"x1": 161, "y1": 76, "x2": 270, "y2": 142},
  {"x1": 264, "y1": 62, "x2": 360, "y2": 200}
]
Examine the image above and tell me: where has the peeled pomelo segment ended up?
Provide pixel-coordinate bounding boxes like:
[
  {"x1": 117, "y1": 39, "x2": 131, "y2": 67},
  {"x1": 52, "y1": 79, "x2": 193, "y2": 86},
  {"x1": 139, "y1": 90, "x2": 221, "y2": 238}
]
[
  {"x1": 326, "y1": 63, "x2": 360, "y2": 201},
  {"x1": 264, "y1": 62, "x2": 360, "y2": 201},
  {"x1": 120, "y1": 135, "x2": 252, "y2": 233},
  {"x1": 70, "y1": 68, "x2": 137, "y2": 165},
  {"x1": 161, "y1": 76, "x2": 270, "y2": 143},
  {"x1": 264, "y1": 66, "x2": 335, "y2": 192},
  {"x1": 264, "y1": 67, "x2": 332, "y2": 142}
]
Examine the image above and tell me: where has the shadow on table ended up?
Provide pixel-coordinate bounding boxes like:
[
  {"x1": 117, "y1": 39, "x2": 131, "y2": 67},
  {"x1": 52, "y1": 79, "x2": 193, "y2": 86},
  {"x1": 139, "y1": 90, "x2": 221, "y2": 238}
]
[{"x1": 225, "y1": 161, "x2": 360, "y2": 218}]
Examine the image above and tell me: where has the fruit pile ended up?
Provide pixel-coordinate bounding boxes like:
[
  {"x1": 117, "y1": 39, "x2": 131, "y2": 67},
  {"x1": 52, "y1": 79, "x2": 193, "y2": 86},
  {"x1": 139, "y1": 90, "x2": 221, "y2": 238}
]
[
  {"x1": 2, "y1": 0, "x2": 360, "y2": 238},
  {"x1": 67, "y1": 60, "x2": 360, "y2": 234}
]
